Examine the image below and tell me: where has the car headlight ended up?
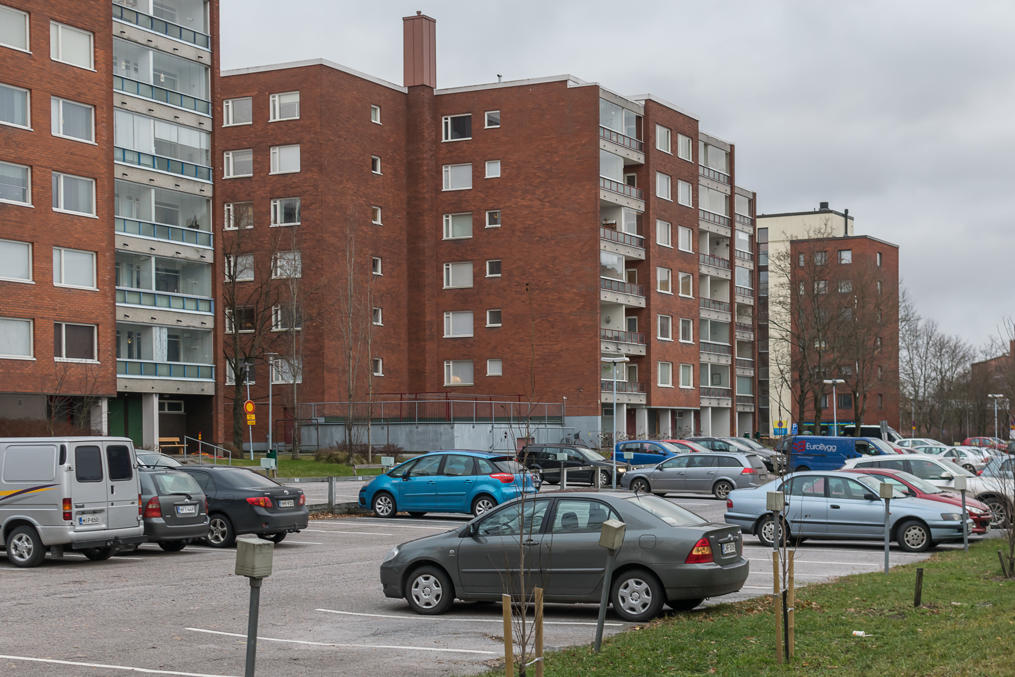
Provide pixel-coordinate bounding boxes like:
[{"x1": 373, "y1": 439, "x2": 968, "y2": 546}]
[
  {"x1": 940, "y1": 513, "x2": 961, "y2": 521},
  {"x1": 382, "y1": 546, "x2": 399, "y2": 563}
]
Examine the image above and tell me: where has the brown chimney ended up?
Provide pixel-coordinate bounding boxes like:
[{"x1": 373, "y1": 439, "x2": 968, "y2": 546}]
[{"x1": 403, "y1": 11, "x2": 436, "y2": 88}]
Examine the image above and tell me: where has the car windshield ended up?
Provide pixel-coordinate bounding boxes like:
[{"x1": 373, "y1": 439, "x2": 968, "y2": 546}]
[
  {"x1": 888, "y1": 471, "x2": 943, "y2": 494},
  {"x1": 138, "y1": 453, "x2": 181, "y2": 467},
  {"x1": 153, "y1": 471, "x2": 203, "y2": 495},
  {"x1": 575, "y1": 447, "x2": 606, "y2": 462},
  {"x1": 625, "y1": 494, "x2": 706, "y2": 526},
  {"x1": 217, "y1": 469, "x2": 282, "y2": 489},
  {"x1": 657, "y1": 441, "x2": 685, "y2": 454},
  {"x1": 939, "y1": 459, "x2": 974, "y2": 477},
  {"x1": 853, "y1": 474, "x2": 906, "y2": 498}
]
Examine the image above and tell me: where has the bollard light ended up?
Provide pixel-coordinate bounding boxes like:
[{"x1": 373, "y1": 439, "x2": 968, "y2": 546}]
[
  {"x1": 880, "y1": 483, "x2": 892, "y2": 574},
  {"x1": 236, "y1": 536, "x2": 274, "y2": 677},
  {"x1": 954, "y1": 476, "x2": 969, "y2": 550},
  {"x1": 594, "y1": 519, "x2": 626, "y2": 652}
]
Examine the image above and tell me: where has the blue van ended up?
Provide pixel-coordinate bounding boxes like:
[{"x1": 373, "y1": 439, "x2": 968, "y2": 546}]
[
  {"x1": 784, "y1": 436, "x2": 895, "y2": 471},
  {"x1": 612, "y1": 440, "x2": 686, "y2": 466}
]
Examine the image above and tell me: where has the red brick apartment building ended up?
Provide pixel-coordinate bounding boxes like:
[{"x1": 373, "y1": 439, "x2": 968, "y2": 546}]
[
  {"x1": 217, "y1": 13, "x2": 759, "y2": 449},
  {"x1": 0, "y1": 0, "x2": 221, "y2": 449}
]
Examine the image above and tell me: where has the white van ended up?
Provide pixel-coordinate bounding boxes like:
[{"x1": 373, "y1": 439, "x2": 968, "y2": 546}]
[{"x1": 1, "y1": 437, "x2": 144, "y2": 567}]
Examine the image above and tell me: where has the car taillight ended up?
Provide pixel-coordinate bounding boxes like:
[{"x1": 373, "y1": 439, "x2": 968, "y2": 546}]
[
  {"x1": 143, "y1": 496, "x2": 162, "y2": 518},
  {"x1": 298, "y1": 494, "x2": 306, "y2": 506},
  {"x1": 490, "y1": 473, "x2": 515, "y2": 484},
  {"x1": 204, "y1": 498, "x2": 209, "y2": 513},
  {"x1": 62, "y1": 498, "x2": 72, "y2": 521},
  {"x1": 977, "y1": 469, "x2": 983, "y2": 476},
  {"x1": 246, "y1": 496, "x2": 273, "y2": 508},
  {"x1": 685, "y1": 537, "x2": 714, "y2": 564},
  {"x1": 741, "y1": 467, "x2": 755, "y2": 474},
  {"x1": 138, "y1": 494, "x2": 143, "y2": 516},
  {"x1": 726, "y1": 499, "x2": 733, "y2": 509}
]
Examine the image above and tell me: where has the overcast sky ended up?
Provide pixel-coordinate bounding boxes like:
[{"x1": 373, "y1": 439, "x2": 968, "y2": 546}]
[{"x1": 221, "y1": 0, "x2": 1015, "y2": 351}]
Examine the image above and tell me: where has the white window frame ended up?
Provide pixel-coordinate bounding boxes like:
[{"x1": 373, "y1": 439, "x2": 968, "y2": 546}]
[
  {"x1": 372, "y1": 357, "x2": 384, "y2": 376},
  {"x1": 877, "y1": 251, "x2": 883, "y2": 267},
  {"x1": 485, "y1": 259, "x2": 501, "y2": 278},
  {"x1": 371, "y1": 155, "x2": 382, "y2": 175},
  {"x1": 485, "y1": 210, "x2": 501, "y2": 228},
  {"x1": 372, "y1": 307, "x2": 383, "y2": 326},
  {"x1": 678, "y1": 225, "x2": 693, "y2": 252},
  {"x1": 52, "y1": 246, "x2": 96, "y2": 289},
  {"x1": 270, "y1": 197, "x2": 301, "y2": 227},
  {"x1": 442, "y1": 212, "x2": 473, "y2": 240},
  {"x1": 50, "y1": 21, "x2": 93, "y2": 70},
  {"x1": 0, "y1": 160, "x2": 30, "y2": 206},
  {"x1": 485, "y1": 160, "x2": 501, "y2": 178},
  {"x1": 0, "y1": 238, "x2": 31, "y2": 283},
  {"x1": 224, "y1": 201, "x2": 253, "y2": 230},
  {"x1": 656, "y1": 172, "x2": 671, "y2": 201},
  {"x1": 486, "y1": 309, "x2": 502, "y2": 328},
  {"x1": 223, "y1": 149, "x2": 253, "y2": 178},
  {"x1": 269, "y1": 144, "x2": 300, "y2": 175},
  {"x1": 838, "y1": 279, "x2": 853, "y2": 293},
  {"x1": 222, "y1": 97, "x2": 252, "y2": 127},
  {"x1": 657, "y1": 314, "x2": 672, "y2": 341},
  {"x1": 0, "y1": 316, "x2": 33, "y2": 359},
  {"x1": 679, "y1": 318, "x2": 693, "y2": 343},
  {"x1": 269, "y1": 91, "x2": 300, "y2": 122},
  {"x1": 486, "y1": 358, "x2": 503, "y2": 376},
  {"x1": 271, "y1": 357, "x2": 302, "y2": 384},
  {"x1": 677, "y1": 180, "x2": 693, "y2": 207},
  {"x1": 814, "y1": 280, "x2": 828, "y2": 294},
  {"x1": 225, "y1": 306, "x2": 256, "y2": 334},
  {"x1": 271, "y1": 251, "x2": 301, "y2": 279},
  {"x1": 0, "y1": 5, "x2": 29, "y2": 52},
  {"x1": 0, "y1": 83, "x2": 30, "y2": 130},
  {"x1": 225, "y1": 254, "x2": 254, "y2": 282},
  {"x1": 658, "y1": 361, "x2": 673, "y2": 388},
  {"x1": 370, "y1": 104, "x2": 381, "y2": 124},
  {"x1": 677, "y1": 133, "x2": 693, "y2": 162},
  {"x1": 51, "y1": 96, "x2": 94, "y2": 143},
  {"x1": 656, "y1": 220, "x2": 672, "y2": 248},
  {"x1": 442, "y1": 163, "x2": 472, "y2": 191},
  {"x1": 271, "y1": 303, "x2": 302, "y2": 331},
  {"x1": 443, "y1": 261, "x2": 472, "y2": 289},
  {"x1": 443, "y1": 310, "x2": 474, "y2": 338},
  {"x1": 678, "y1": 272, "x2": 693, "y2": 298},
  {"x1": 53, "y1": 321, "x2": 97, "y2": 362},
  {"x1": 441, "y1": 113, "x2": 472, "y2": 142},
  {"x1": 656, "y1": 267, "x2": 672, "y2": 294},
  {"x1": 444, "y1": 360, "x2": 474, "y2": 386},
  {"x1": 51, "y1": 172, "x2": 95, "y2": 216},
  {"x1": 655, "y1": 124, "x2": 671, "y2": 153},
  {"x1": 679, "y1": 363, "x2": 694, "y2": 388},
  {"x1": 371, "y1": 205, "x2": 382, "y2": 225},
  {"x1": 371, "y1": 256, "x2": 383, "y2": 276},
  {"x1": 484, "y1": 110, "x2": 500, "y2": 128},
  {"x1": 838, "y1": 249, "x2": 853, "y2": 264}
]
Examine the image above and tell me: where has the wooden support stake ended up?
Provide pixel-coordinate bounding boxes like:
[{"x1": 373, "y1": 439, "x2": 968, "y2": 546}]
[
  {"x1": 502, "y1": 593, "x2": 513, "y2": 676},
  {"x1": 773, "y1": 550, "x2": 783, "y2": 664},
  {"x1": 534, "y1": 587, "x2": 544, "y2": 677},
  {"x1": 914, "y1": 567, "x2": 924, "y2": 607},
  {"x1": 788, "y1": 549, "x2": 795, "y2": 660},
  {"x1": 998, "y1": 551, "x2": 1011, "y2": 579}
]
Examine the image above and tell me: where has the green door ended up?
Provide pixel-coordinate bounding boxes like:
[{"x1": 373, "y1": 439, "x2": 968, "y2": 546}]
[{"x1": 107, "y1": 395, "x2": 143, "y2": 447}]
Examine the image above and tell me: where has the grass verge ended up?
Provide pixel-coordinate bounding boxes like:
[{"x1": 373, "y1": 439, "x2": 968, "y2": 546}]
[{"x1": 481, "y1": 540, "x2": 1013, "y2": 676}]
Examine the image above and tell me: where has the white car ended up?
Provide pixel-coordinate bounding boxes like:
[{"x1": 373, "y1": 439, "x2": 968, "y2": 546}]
[
  {"x1": 912, "y1": 445, "x2": 990, "y2": 473},
  {"x1": 897, "y1": 438, "x2": 945, "y2": 448},
  {"x1": 843, "y1": 454, "x2": 1012, "y2": 527}
]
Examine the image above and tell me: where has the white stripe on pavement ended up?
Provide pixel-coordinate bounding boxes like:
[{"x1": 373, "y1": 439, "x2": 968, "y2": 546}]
[
  {"x1": 315, "y1": 608, "x2": 625, "y2": 627},
  {"x1": 746, "y1": 558, "x2": 881, "y2": 567},
  {"x1": 303, "y1": 529, "x2": 394, "y2": 536},
  {"x1": 0, "y1": 653, "x2": 237, "y2": 677},
  {"x1": 185, "y1": 628, "x2": 498, "y2": 655}
]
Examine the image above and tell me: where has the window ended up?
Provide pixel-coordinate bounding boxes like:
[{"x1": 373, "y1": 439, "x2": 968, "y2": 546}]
[
  {"x1": 814, "y1": 280, "x2": 828, "y2": 294},
  {"x1": 735, "y1": 230, "x2": 751, "y2": 253},
  {"x1": 656, "y1": 220, "x2": 671, "y2": 247},
  {"x1": 0, "y1": 317, "x2": 32, "y2": 358},
  {"x1": 370, "y1": 155, "x2": 382, "y2": 174},
  {"x1": 486, "y1": 309, "x2": 502, "y2": 327},
  {"x1": 678, "y1": 226, "x2": 693, "y2": 252},
  {"x1": 677, "y1": 180, "x2": 692, "y2": 207},
  {"x1": 679, "y1": 318, "x2": 693, "y2": 343},
  {"x1": 442, "y1": 163, "x2": 472, "y2": 191},
  {"x1": 50, "y1": 22, "x2": 93, "y2": 70},
  {"x1": 442, "y1": 114, "x2": 471, "y2": 141},
  {"x1": 370, "y1": 104, "x2": 381, "y2": 124},
  {"x1": 271, "y1": 251, "x2": 301, "y2": 278},
  {"x1": 270, "y1": 197, "x2": 301, "y2": 226},
  {"x1": 737, "y1": 376, "x2": 753, "y2": 395},
  {"x1": 878, "y1": 393, "x2": 884, "y2": 408},
  {"x1": 485, "y1": 210, "x2": 501, "y2": 228},
  {"x1": 838, "y1": 249, "x2": 852, "y2": 264},
  {"x1": 271, "y1": 304, "x2": 302, "y2": 331},
  {"x1": 223, "y1": 97, "x2": 252, "y2": 126},
  {"x1": 655, "y1": 124, "x2": 671, "y2": 153},
  {"x1": 477, "y1": 498, "x2": 549, "y2": 536},
  {"x1": 371, "y1": 205, "x2": 382, "y2": 225},
  {"x1": 269, "y1": 91, "x2": 300, "y2": 121},
  {"x1": 735, "y1": 194, "x2": 752, "y2": 217},
  {"x1": 51, "y1": 172, "x2": 95, "y2": 216},
  {"x1": 656, "y1": 172, "x2": 671, "y2": 200},
  {"x1": 54, "y1": 322, "x2": 96, "y2": 361},
  {"x1": 0, "y1": 239, "x2": 31, "y2": 282},
  {"x1": 224, "y1": 201, "x2": 253, "y2": 230},
  {"x1": 0, "y1": 83, "x2": 29, "y2": 128},
  {"x1": 271, "y1": 357, "x2": 302, "y2": 384},
  {"x1": 53, "y1": 247, "x2": 95, "y2": 289},
  {"x1": 443, "y1": 261, "x2": 472, "y2": 288},
  {"x1": 876, "y1": 280, "x2": 882, "y2": 294},
  {"x1": 223, "y1": 149, "x2": 253, "y2": 178},
  {"x1": 797, "y1": 253, "x2": 805, "y2": 267},
  {"x1": 372, "y1": 256, "x2": 382, "y2": 275},
  {"x1": 838, "y1": 279, "x2": 853, "y2": 293},
  {"x1": 443, "y1": 311, "x2": 473, "y2": 338},
  {"x1": 484, "y1": 110, "x2": 500, "y2": 128},
  {"x1": 656, "y1": 267, "x2": 672, "y2": 293},
  {"x1": 225, "y1": 306, "x2": 255, "y2": 333},
  {"x1": 372, "y1": 307, "x2": 383, "y2": 325},
  {"x1": 677, "y1": 133, "x2": 693, "y2": 162},
  {"x1": 225, "y1": 254, "x2": 254, "y2": 282},
  {"x1": 657, "y1": 361, "x2": 673, "y2": 387},
  {"x1": 486, "y1": 259, "x2": 502, "y2": 277},
  {"x1": 876, "y1": 251, "x2": 883, "y2": 267},
  {"x1": 269, "y1": 144, "x2": 300, "y2": 174},
  {"x1": 814, "y1": 251, "x2": 827, "y2": 265},
  {"x1": 444, "y1": 360, "x2": 474, "y2": 386},
  {"x1": 626, "y1": 316, "x2": 638, "y2": 333},
  {"x1": 700, "y1": 185, "x2": 728, "y2": 215},
  {"x1": 443, "y1": 212, "x2": 472, "y2": 239},
  {"x1": 224, "y1": 362, "x2": 254, "y2": 386},
  {"x1": 678, "y1": 272, "x2": 693, "y2": 297},
  {"x1": 735, "y1": 266, "x2": 751, "y2": 289},
  {"x1": 875, "y1": 336, "x2": 882, "y2": 352},
  {"x1": 372, "y1": 357, "x2": 383, "y2": 376},
  {"x1": 485, "y1": 160, "x2": 501, "y2": 178},
  {"x1": 838, "y1": 393, "x2": 852, "y2": 409},
  {"x1": 655, "y1": 314, "x2": 674, "y2": 342},
  {"x1": 679, "y1": 363, "x2": 694, "y2": 388},
  {"x1": 487, "y1": 358, "x2": 503, "y2": 376},
  {"x1": 0, "y1": 5, "x2": 29, "y2": 51}
]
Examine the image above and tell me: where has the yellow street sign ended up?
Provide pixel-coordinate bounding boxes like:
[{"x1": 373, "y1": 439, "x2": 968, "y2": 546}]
[{"x1": 246, "y1": 413, "x2": 256, "y2": 426}]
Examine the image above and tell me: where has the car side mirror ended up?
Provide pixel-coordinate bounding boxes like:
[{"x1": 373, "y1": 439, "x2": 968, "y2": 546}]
[
  {"x1": 460, "y1": 523, "x2": 476, "y2": 538},
  {"x1": 941, "y1": 474, "x2": 954, "y2": 481},
  {"x1": 864, "y1": 492, "x2": 878, "y2": 501},
  {"x1": 401, "y1": 475, "x2": 411, "y2": 481}
]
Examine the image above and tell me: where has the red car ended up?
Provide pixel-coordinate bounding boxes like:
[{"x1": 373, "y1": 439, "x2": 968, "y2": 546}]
[
  {"x1": 659, "y1": 439, "x2": 711, "y2": 453},
  {"x1": 963, "y1": 436, "x2": 1007, "y2": 451},
  {"x1": 847, "y1": 467, "x2": 991, "y2": 534}
]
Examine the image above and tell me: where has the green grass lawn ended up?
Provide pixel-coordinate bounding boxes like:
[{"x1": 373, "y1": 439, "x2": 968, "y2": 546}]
[
  {"x1": 483, "y1": 540, "x2": 1014, "y2": 676},
  {"x1": 186, "y1": 454, "x2": 382, "y2": 478}
]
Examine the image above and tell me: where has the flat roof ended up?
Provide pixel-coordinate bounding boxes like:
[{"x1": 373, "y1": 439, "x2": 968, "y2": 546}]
[{"x1": 221, "y1": 59, "x2": 408, "y2": 93}]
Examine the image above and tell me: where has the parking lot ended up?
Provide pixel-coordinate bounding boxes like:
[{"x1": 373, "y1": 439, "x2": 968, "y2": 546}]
[{"x1": 0, "y1": 491, "x2": 961, "y2": 677}]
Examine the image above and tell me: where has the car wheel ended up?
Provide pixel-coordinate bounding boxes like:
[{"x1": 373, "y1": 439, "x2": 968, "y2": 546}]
[
  {"x1": 158, "y1": 541, "x2": 187, "y2": 552},
  {"x1": 962, "y1": 464, "x2": 975, "y2": 473},
  {"x1": 472, "y1": 494, "x2": 496, "y2": 517},
  {"x1": 610, "y1": 568, "x2": 665, "y2": 622},
  {"x1": 712, "y1": 480, "x2": 734, "y2": 500},
  {"x1": 756, "y1": 513, "x2": 789, "y2": 548},
  {"x1": 405, "y1": 565, "x2": 454, "y2": 615},
  {"x1": 5, "y1": 525, "x2": 46, "y2": 568},
  {"x1": 408, "y1": 512, "x2": 427, "y2": 518},
  {"x1": 262, "y1": 532, "x2": 287, "y2": 543},
  {"x1": 666, "y1": 598, "x2": 704, "y2": 612},
  {"x1": 82, "y1": 547, "x2": 114, "y2": 561},
  {"x1": 595, "y1": 469, "x2": 612, "y2": 488},
  {"x1": 981, "y1": 497, "x2": 1011, "y2": 529},
  {"x1": 631, "y1": 478, "x2": 651, "y2": 494},
  {"x1": 372, "y1": 491, "x2": 396, "y2": 518},
  {"x1": 897, "y1": 519, "x2": 931, "y2": 553},
  {"x1": 207, "y1": 514, "x2": 236, "y2": 548}
]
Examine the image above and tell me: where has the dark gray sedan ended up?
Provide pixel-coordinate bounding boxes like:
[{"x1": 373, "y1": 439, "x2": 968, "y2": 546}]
[
  {"x1": 621, "y1": 452, "x2": 768, "y2": 499},
  {"x1": 379, "y1": 491, "x2": 748, "y2": 622}
]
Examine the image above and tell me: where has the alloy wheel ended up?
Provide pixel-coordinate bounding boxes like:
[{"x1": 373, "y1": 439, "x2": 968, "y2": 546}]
[{"x1": 410, "y1": 573, "x2": 443, "y2": 610}]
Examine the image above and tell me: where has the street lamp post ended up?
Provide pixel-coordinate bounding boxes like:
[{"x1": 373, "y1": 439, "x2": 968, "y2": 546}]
[
  {"x1": 823, "y1": 378, "x2": 845, "y2": 435},
  {"x1": 264, "y1": 352, "x2": 279, "y2": 458},
  {"x1": 602, "y1": 356, "x2": 629, "y2": 489},
  {"x1": 244, "y1": 361, "x2": 254, "y2": 460},
  {"x1": 989, "y1": 394, "x2": 1004, "y2": 439}
]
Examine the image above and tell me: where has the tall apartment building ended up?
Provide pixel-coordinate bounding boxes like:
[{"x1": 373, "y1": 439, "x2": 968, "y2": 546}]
[
  {"x1": 757, "y1": 202, "x2": 899, "y2": 434},
  {"x1": 0, "y1": 0, "x2": 219, "y2": 449},
  {"x1": 216, "y1": 13, "x2": 758, "y2": 449}
]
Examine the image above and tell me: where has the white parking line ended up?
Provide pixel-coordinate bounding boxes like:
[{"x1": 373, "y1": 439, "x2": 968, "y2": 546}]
[
  {"x1": 303, "y1": 529, "x2": 394, "y2": 536},
  {"x1": 746, "y1": 558, "x2": 881, "y2": 567},
  {"x1": 282, "y1": 540, "x2": 324, "y2": 545},
  {"x1": 315, "y1": 609, "x2": 625, "y2": 627},
  {"x1": 317, "y1": 521, "x2": 456, "y2": 531},
  {"x1": 0, "y1": 653, "x2": 237, "y2": 676},
  {"x1": 185, "y1": 627, "x2": 498, "y2": 656}
]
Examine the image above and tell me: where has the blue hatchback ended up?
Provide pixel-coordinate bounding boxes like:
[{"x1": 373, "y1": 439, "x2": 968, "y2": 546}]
[
  {"x1": 359, "y1": 450, "x2": 537, "y2": 518},
  {"x1": 613, "y1": 440, "x2": 685, "y2": 466}
]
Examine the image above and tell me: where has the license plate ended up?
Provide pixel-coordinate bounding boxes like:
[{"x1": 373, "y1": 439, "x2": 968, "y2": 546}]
[
  {"x1": 279, "y1": 499, "x2": 295, "y2": 509},
  {"x1": 721, "y1": 541, "x2": 737, "y2": 556},
  {"x1": 176, "y1": 504, "x2": 197, "y2": 515},
  {"x1": 78, "y1": 514, "x2": 100, "y2": 526}
]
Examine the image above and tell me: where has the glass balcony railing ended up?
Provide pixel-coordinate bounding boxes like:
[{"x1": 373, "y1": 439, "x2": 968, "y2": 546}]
[
  {"x1": 113, "y1": 75, "x2": 211, "y2": 115},
  {"x1": 116, "y1": 217, "x2": 212, "y2": 248},
  {"x1": 734, "y1": 250, "x2": 754, "y2": 263},
  {"x1": 116, "y1": 287, "x2": 213, "y2": 313},
  {"x1": 112, "y1": 3, "x2": 211, "y2": 49},
  {"x1": 735, "y1": 213, "x2": 753, "y2": 227},
  {"x1": 115, "y1": 147, "x2": 212, "y2": 182},
  {"x1": 600, "y1": 177, "x2": 644, "y2": 201},
  {"x1": 600, "y1": 226, "x2": 644, "y2": 249},
  {"x1": 117, "y1": 359, "x2": 214, "y2": 380},
  {"x1": 700, "y1": 253, "x2": 730, "y2": 269},
  {"x1": 701, "y1": 342, "x2": 733, "y2": 356},
  {"x1": 600, "y1": 277, "x2": 645, "y2": 298},
  {"x1": 600, "y1": 380, "x2": 645, "y2": 394},
  {"x1": 599, "y1": 126, "x2": 644, "y2": 152},
  {"x1": 600, "y1": 328, "x2": 646, "y2": 345},
  {"x1": 700, "y1": 298, "x2": 731, "y2": 313}
]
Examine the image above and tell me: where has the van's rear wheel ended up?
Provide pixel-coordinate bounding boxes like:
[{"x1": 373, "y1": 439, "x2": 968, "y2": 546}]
[
  {"x1": 6, "y1": 525, "x2": 45, "y2": 567},
  {"x1": 82, "y1": 547, "x2": 114, "y2": 561}
]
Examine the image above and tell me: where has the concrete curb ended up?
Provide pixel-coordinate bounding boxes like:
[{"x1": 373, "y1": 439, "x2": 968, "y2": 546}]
[{"x1": 309, "y1": 501, "x2": 367, "y2": 515}]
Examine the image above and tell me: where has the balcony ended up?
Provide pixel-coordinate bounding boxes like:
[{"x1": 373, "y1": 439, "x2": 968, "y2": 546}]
[
  {"x1": 735, "y1": 321, "x2": 754, "y2": 340},
  {"x1": 116, "y1": 287, "x2": 213, "y2": 314},
  {"x1": 735, "y1": 286, "x2": 755, "y2": 306},
  {"x1": 699, "y1": 209, "x2": 731, "y2": 237},
  {"x1": 700, "y1": 297, "x2": 732, "y2": 321},
  {"x1": 600, "y1": 277, "x2": 646, "y2": 308},
  {"x1": 699, "y1": 253, "x2": 732, "y2": 280},
  {"x1": 735, "y1": 213, "x2": 753, "y2": 230},
  {"x1": 699, "y1": 164, "x2": 729, "y2": 185},
  {"x1": 115, "y1": 147, "x2": 212, "y2": 182},
  {"x1": 734, "y1": 250, "x2": 754, "y2": 268},
  {"x1": 736, "y1": 394, "x2": 755, "y2": 412},
  {"x1": 600, "y1": 379, "x2": 646, "y2": 405},
  {"x1": 600, "y1": 126, "x2": 643, "y2": 152},
  {"x1": 700, "y1": 342, "x2": 733, "y2": 365},
  {"x1": 600, "y1": 226, "x2": 645, "y2": 261},
  {"x1": 113, "y1": 74, "x2": 211, "y2": 116},
  {"x1": 116, "y1": 217, "x2": 212, "y2": 248},
  {"x1": 600, "y1": 177, "x2": 645, "y2": 211},
  {"x1": 117, "y1": 359, "x2": 214, "y2": 380},
  {"x1": 700, "y1": 387, "x2": 732, "y2": 407},
  {"x1": 112, "y1": 3, "x2": 211, "y2": 49},
  {"x1": 736, "y1": 358, "x2": 755, "y2": 377},
  {"x1": 600, "y1": 328, "x2": 647, "y2": 356}
]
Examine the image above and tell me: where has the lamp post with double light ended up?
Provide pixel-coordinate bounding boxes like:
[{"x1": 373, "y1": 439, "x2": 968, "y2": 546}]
[
  {"x1": 989, "y1": 393, "x2": 1005, "y2": 440},
  {"x1": 823, "y1": 378, "x2": 845, "y2": 435},
  {"x1": 602, "y1": 356, "x2": 629, "y2": 489},
  {"x1": 264, "y1": 352, "x2": 279, "y2": 458}
]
